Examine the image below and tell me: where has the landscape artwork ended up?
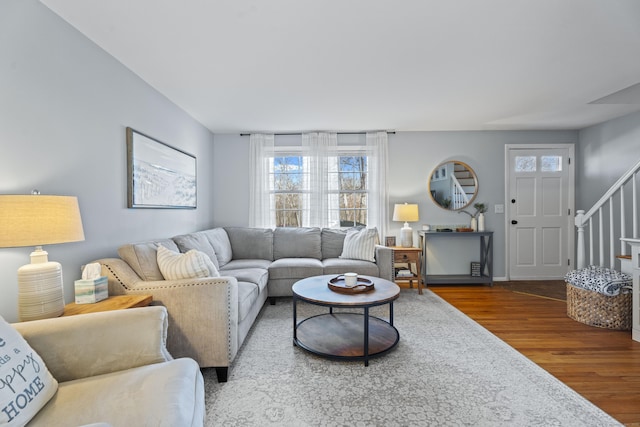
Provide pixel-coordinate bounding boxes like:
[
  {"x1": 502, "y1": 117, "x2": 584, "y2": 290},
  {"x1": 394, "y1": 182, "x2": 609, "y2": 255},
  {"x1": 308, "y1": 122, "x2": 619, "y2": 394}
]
[{"x1": 127, "y1": 127, "x2": 196, "y2": 208}]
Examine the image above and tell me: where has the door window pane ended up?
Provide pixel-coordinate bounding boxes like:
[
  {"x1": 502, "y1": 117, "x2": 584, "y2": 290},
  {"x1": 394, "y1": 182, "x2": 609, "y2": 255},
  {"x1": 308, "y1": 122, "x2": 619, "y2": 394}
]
[
  {"x1": 541, "y1": 156, "x2": 562, "y2": 172},
  {"x1": 515, "y1": 156, "x2": 536, "y2": 172}
]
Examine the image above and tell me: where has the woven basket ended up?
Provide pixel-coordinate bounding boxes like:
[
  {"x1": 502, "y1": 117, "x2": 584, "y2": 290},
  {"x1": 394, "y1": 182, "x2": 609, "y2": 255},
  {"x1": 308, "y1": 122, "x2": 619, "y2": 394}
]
[{"x1": 566, "y1": 283, "x2": 631, "y2": 330}]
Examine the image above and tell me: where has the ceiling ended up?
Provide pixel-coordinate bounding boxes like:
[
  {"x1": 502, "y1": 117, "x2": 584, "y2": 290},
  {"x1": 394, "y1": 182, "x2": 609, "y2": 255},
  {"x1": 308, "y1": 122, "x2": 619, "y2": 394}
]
[{"x1": 40, "y1": 0, "x2": 640, "y2": 133}]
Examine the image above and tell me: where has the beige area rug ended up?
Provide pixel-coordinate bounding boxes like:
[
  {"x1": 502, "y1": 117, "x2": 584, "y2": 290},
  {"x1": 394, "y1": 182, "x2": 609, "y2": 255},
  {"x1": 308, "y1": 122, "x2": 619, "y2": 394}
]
[{"x1": 202, "y1": 290, "x2": 621, "y2": 426}]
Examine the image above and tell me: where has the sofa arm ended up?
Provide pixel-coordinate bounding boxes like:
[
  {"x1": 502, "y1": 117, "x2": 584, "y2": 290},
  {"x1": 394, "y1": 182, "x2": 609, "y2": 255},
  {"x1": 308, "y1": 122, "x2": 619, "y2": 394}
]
[
  {"x1": 375, "y1": 245, "x2": 394, "y2": 282},
  {"x1": 12, "y1": 306, "x2": 171, "y2": 383},
  {"x1": 96, "y1": 258, "x2": 240, "y2": 369}
]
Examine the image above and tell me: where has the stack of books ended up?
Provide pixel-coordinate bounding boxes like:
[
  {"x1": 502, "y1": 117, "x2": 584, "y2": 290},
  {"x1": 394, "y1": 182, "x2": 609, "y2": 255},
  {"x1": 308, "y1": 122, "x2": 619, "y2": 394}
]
[{"x1": 396, "y1": 269, "x2": 414, "y2": 278}]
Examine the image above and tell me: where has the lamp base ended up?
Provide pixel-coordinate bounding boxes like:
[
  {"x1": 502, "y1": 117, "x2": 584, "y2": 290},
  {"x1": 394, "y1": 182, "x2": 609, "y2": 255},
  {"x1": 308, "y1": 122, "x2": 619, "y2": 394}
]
[
  {"x1": 17, "y1": 250, "x2": 65, "y2": 322},
  {"x1": 400, "y1": 225, "x2": 413, "y2": 248}
]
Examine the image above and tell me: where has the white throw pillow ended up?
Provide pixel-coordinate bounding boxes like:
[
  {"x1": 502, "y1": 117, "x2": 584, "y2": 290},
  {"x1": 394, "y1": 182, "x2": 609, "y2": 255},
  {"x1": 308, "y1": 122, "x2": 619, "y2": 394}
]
[
  {"x1": 156, "y1": 245, "x2": 220, "y2": 280},
  {"x1": 0, "y1": 316, "x2": 58, "y2": 425},
  {"x1": 339, "y1": 227, "x2": 379, "y2": 262}
]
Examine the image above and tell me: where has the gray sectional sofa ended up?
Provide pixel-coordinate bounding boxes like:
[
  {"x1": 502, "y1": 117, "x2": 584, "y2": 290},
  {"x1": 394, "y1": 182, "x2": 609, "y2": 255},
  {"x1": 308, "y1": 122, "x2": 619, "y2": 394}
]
[{"x1": 96, "y1": 226, "x2": 393, "y2": 382}]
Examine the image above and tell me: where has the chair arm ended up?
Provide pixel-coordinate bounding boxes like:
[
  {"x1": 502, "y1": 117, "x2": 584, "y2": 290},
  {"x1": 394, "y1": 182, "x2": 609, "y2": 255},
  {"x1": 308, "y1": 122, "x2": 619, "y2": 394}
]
[
  {"x1": 96, "y1": 258, "x2": 240, "y2": 368},
  {"x1": 12, "y1": 306, "x2": 171, "y2": 383},
  {"x1": 375, "y1": 245, "x2": 394, "y2": 282}
]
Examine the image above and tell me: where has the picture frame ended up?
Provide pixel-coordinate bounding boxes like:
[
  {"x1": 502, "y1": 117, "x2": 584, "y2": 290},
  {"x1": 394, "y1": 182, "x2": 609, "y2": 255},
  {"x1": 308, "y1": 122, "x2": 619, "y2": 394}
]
[
  {"x1": 126, "y1": 127, "x2": 197, "y2": 209},
  {"x1": 385, "y1": 236, "x2": 396, "y2": 247}
]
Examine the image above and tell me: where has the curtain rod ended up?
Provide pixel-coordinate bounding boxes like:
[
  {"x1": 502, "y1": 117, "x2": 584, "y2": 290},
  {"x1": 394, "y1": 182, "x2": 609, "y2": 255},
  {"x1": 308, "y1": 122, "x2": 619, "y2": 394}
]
[{"x1": 239, "y1": 131, "x2": 395, "y2": 136}]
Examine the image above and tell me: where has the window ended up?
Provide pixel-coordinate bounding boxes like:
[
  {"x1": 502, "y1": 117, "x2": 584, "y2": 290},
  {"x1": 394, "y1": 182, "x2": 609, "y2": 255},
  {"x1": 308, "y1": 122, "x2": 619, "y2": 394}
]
[
  {"x1": 273, "y1": 155, "x2": 305, "y2": 227},
  {"x1": 250, "y1": 132, "x2": 388, "y2": 233}
]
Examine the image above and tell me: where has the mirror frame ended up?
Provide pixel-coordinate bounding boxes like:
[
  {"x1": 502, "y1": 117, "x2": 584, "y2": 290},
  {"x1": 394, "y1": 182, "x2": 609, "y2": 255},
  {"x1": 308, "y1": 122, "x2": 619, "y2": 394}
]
[{"x1": 428, "y1": 161, "x2": 479, "y2": 211}]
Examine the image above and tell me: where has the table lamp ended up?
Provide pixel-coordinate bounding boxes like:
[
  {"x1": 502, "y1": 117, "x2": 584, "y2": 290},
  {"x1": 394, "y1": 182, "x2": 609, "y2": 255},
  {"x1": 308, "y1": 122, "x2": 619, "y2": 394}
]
[
  {"x1": 393, "y1": 203, "x2": 419, "y2": 247},
  {"x1": 0, "y1": 193, "x2": 85, "y2": 321}
]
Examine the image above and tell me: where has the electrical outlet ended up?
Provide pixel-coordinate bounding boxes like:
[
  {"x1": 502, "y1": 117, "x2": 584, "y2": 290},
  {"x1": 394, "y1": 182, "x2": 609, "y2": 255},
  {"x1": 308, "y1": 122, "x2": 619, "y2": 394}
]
[{"x1": 494, "y1": 204, "x2": 504, "y2": 214}]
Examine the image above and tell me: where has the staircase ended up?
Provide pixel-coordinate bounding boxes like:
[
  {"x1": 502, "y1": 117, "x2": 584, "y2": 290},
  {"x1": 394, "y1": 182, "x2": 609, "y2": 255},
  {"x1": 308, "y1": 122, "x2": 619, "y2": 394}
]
[
  {"x1": 574, "y1": 158, "x2": 640, "y2": 270},
  {"x1": 450, "y1": 164, "x2": 477, "y2": 210}
]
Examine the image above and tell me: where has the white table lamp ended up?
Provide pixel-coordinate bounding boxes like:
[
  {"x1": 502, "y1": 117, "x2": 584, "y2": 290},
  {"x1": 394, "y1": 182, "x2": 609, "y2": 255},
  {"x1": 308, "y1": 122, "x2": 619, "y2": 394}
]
[
  {"x1": 0, "y1": 194, "x2": 85, "y2": 321},
  {"x1": 393, "y1": 203, "x2": 419, "y2": 247}
]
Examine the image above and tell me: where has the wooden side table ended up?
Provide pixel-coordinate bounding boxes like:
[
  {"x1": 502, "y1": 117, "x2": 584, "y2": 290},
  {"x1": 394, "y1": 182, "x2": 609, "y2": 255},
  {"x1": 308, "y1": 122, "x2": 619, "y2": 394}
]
[
  {"x1": 62, "y1": 295, "x2": 153, "y2": 317},
  {"x1": 391, "y1": 246, "x2": 423, "y2": 294}
]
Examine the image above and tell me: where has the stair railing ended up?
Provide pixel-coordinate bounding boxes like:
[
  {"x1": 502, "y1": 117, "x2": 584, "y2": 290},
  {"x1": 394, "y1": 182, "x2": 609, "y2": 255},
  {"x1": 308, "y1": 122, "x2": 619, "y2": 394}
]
[
  {"x1": 575, "y1": 158, "x2": 640, "y2": 269},
  {"x1": 450, "y1": 175, "x2": 470, "y2": 210}
]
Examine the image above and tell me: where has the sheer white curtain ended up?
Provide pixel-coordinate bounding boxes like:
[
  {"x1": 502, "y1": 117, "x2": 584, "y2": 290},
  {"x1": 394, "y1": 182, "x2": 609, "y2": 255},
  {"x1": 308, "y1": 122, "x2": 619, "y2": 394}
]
[
  {"x1": 366, "y1": 131, "x2": 389, "y2": 239},
  {"x1": 302, "y1": 132, "x2": 338, "y2": 227},
  {"x1": 249, "y1": 133, "x2": 275, "y2": 228}
]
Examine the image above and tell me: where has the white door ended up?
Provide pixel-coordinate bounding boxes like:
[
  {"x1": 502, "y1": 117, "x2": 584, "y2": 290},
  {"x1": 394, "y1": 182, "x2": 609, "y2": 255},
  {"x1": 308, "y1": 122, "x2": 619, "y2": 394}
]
[{"x1": 506, "y1": 145, "x2": 574, "y2": 279}]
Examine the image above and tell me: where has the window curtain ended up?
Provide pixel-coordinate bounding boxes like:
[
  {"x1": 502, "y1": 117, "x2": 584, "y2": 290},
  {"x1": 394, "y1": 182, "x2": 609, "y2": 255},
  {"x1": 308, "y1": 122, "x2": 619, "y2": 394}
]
[
  {"x1": 249, "y1": 133, "x2": 275, "y2": 228},
  {"x1": 302, "y1": 132, "x2": 338, "y2": 227},
  {"x1": 366, "y1": 131, "x2": 389, "y2": 239}
]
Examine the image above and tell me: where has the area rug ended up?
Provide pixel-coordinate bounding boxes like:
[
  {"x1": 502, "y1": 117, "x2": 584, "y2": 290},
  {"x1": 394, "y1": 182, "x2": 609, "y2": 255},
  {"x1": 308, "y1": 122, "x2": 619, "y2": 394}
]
[{"x1": 203, "y1": 290, "x2": 621, "y2": 426}]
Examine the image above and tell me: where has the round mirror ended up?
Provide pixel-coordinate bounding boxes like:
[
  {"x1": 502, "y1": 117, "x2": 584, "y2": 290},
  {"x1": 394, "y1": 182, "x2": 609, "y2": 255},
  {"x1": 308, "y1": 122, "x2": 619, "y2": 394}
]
[{"x1": 428, "y1": 161, "x2": 478, "y2": 211}]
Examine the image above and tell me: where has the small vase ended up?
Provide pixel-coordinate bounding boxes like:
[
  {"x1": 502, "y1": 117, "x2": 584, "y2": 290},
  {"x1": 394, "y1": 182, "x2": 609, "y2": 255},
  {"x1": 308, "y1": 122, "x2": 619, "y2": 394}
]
[
  {"x1": 478, "y1": 213, "x2": 485, "y2": 232},
  {"x1": 471, "y1": 217, "x2": 477, "y2": 232}
]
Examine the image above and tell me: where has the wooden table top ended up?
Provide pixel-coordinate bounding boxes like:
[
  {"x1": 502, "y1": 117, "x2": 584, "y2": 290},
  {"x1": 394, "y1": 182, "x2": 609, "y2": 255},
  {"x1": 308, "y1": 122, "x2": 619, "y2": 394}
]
[
  {"x1": 293, "y1": 275, "x2": 399, "y2": 307},
  {"x1": 62, "y1": 294, "x2": 153, "y2": 316}
]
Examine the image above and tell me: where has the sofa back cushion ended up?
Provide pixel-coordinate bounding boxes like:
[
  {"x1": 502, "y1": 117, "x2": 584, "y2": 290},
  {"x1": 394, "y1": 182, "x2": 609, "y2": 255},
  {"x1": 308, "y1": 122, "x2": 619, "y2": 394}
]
[
  {"x1": 273, "y1": 227, "x2": 322, "y2": 260},
  {"x1": 321, "y1": 228, "x2": 347, "y2": 259},
  {"x1": 118, "y1": 239, "x2": 180, "y2": 281},
  {"x1": 202, "y1": 228, "x2": 233, "y2": 267},
  {"x1": 172, "y1": 231, "x2": 219, "y2": 269},
  {"x1": 225, "y1": 227, "x2": 274, "y2": 261}
]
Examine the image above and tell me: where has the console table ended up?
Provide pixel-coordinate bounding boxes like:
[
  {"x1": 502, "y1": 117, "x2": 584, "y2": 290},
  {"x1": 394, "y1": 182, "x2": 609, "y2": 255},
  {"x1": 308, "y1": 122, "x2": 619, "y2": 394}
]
[{"x1": 418, "y1": 230, "x2": 493, "y2": 286}]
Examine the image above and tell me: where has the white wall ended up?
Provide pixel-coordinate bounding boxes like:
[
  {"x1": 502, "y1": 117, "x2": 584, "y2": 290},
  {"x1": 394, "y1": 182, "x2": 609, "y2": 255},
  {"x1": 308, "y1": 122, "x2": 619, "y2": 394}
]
[
  {"x1": 577, "y1": 111, "x2": 640, "y2": 210},
  {"x1": 0, "y1": 0, "x2": 215, "y2": 321},
  {"x1": 212, "y1": 130, "x2": 578, "y2": 279}
]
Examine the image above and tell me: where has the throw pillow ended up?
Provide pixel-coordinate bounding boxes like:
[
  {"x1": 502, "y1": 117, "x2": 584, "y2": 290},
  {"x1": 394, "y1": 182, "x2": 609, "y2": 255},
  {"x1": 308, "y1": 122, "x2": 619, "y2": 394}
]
[
  {"x1": 0, "y1": 316, "x2": 58, "y2": 425},
  {"x1": 339, "y1": 227, "x2": 379, "y2": 262},
  {"x1": 156, "y1": 245, "x2": 220, "y2": 280}
]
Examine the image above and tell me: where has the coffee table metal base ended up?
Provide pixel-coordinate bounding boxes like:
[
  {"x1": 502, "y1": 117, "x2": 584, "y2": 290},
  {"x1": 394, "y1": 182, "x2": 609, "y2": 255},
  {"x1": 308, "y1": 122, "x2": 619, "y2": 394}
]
[{"x1": 294, "y1": 311, "x2": 399, "y2": 365}]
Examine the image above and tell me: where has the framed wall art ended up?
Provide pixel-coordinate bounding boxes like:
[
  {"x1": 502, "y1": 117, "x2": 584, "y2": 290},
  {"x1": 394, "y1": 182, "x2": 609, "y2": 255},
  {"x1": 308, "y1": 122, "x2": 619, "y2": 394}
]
[{"x1": 126, "y1": 127, "x2": 197, "y2": 209}]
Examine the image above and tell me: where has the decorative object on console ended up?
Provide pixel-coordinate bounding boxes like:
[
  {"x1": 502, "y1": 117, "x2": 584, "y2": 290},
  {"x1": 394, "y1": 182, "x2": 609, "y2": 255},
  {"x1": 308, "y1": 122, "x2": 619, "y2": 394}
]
[
  {"x1": 0, "y1": 193, "x2": 85, "y2": 321},
  {"x1": 393, "y1": 203, "x2": 419, "y2": 247},
  {"x1": 458, "y1": 202, "x2": 487, "y2": 232}
]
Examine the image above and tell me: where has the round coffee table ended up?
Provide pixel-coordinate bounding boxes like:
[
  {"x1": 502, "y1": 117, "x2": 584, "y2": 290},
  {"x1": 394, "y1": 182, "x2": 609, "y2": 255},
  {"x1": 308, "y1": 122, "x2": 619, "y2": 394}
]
[{"x1": 292, "y1": 274, "x2": 400, "y2": 366}]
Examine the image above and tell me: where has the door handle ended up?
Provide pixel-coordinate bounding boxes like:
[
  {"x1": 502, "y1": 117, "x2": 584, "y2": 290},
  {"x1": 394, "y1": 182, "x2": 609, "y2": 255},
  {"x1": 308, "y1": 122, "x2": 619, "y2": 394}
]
[
  {"x1": 511, "y1": 220, "x2": 518, "y2": 225},
  {"x1": 511, "y1": 199, "x2": 516, "y2": 203}
]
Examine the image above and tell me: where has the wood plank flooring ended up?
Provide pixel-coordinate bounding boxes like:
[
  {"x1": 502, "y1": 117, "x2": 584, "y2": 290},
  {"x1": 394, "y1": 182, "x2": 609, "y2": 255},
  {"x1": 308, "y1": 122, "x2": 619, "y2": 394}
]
[{"x1": 427, "y1": 283, "x2": 640, "y2": 426}]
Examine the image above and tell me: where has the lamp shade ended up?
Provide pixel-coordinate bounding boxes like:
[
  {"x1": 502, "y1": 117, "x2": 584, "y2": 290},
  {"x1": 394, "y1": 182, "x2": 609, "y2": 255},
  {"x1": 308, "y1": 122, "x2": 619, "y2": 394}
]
[
  {"x1": 392, "y1": 203, "x2": 419, "y2": 223},
  {"x1": 0, "y1": 195, "x2": 85, "y2": 248}
]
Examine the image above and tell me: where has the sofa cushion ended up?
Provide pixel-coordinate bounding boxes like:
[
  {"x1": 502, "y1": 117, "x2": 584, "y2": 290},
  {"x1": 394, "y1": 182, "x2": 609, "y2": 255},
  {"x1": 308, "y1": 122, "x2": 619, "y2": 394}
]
[
  {"x1": 273, "y1": 227, "x2": 322, "y2": 260},
  {"x1": 219, "y1": 268, "x2": 269, "y2": 289},
  {"x1": 339, "y1": 227, "x2": 379, "y2": 262},
  {"x1": 202, "y1": 228, "x2": 233, "y2": 267},
  {"x1": 156, "y1": 245, "x2": 220, "y2": 280},
  {"x1": 321, "y1": 228, "x2": 347, "y2": 259},
  {"x1": 220, "y1": 259, "x2": 273, "y2": 271},
  {"x1": 225, "y1": 227, "x2": 274, "y2": 261},
  {"x1": 172, "y1": 232, "x2": 219, "y2": 270},
  {"x1": 268, "y1": 258, "x2": 324, "y2": 280},
  {"x1": 237, "y1": 282, "x2": 261, "y2": 322},
  {"x1": 323, "y1": 258, "x2": 380, "y2": 277},
  {"x1": 118, "y1": 239, "x2": 180, "y2": 281},
  {"x1": 0, "y1": 316, "x2": 58, "y2": 426},
  {"x1": 26, "y1": 358, "x2": 204, "y2": 427}
]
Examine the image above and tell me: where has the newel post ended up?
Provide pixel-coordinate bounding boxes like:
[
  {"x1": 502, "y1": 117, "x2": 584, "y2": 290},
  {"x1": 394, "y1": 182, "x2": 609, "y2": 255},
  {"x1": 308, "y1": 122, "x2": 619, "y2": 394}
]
[{"x1": 575, "y1": 210, "x2": 585, "y2": 269}]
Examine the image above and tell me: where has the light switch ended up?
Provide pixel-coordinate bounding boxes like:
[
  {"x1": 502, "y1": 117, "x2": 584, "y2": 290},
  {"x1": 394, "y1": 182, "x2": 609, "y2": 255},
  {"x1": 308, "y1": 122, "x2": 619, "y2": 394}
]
[{"x1": 494, "y1": 204, "x2": 504, "y2": 214}]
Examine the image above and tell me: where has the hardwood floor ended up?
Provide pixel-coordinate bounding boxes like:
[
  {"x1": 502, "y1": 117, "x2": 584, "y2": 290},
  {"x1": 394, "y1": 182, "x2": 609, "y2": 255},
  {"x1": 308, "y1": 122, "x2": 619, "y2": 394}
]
[{"x1": 427, "y1": 283, "x2": 640, "y2": 426}]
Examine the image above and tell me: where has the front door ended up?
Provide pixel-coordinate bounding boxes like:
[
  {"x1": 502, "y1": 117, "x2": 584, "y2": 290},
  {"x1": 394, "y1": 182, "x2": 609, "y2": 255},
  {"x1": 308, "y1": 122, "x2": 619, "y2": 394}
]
[{"x1": 506, "y1": 145, "x2": 575, "y2": 279}]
